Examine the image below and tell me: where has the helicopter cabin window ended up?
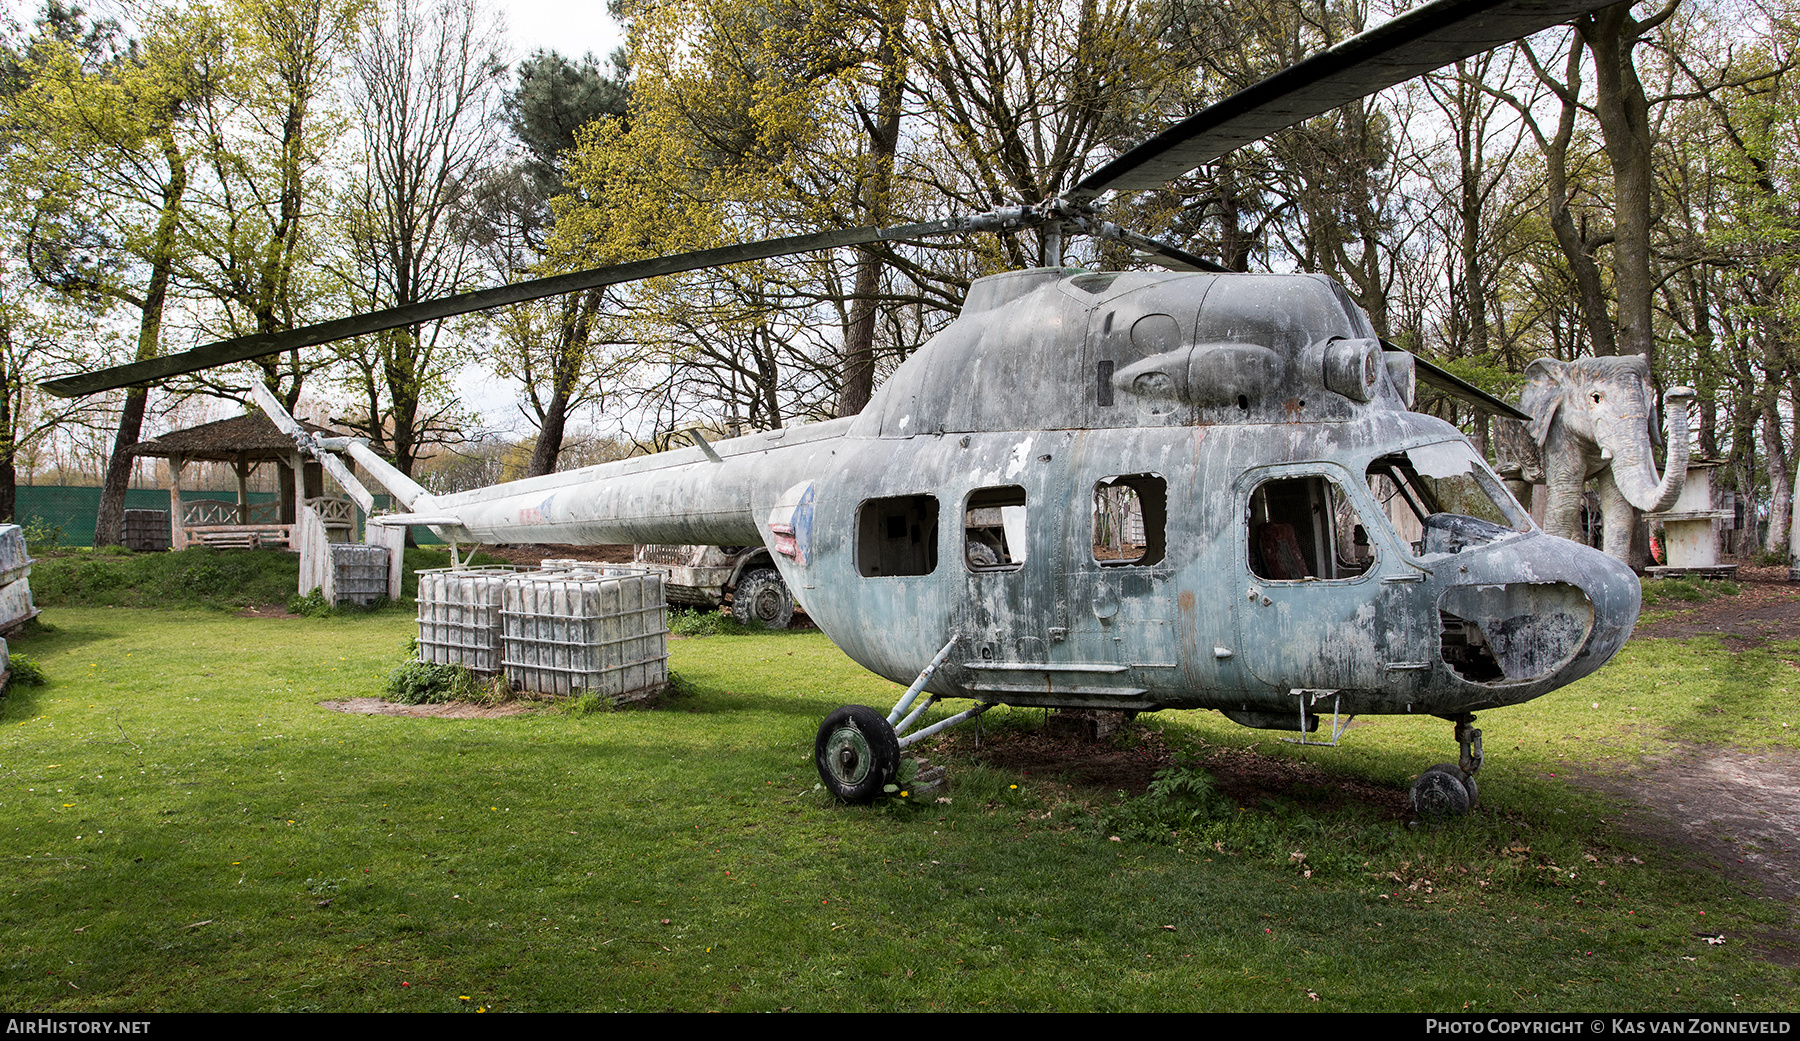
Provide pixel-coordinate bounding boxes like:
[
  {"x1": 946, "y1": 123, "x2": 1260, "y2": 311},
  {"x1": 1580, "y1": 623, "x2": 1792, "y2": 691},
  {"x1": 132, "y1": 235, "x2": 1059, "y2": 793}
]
[
  {"x1": 1247, "y1": 475, "x2": 1373, "y2": 581},
  {"x1": 856, "y1": 495, "x2": 938, "y2": 577},
  {"x1": 965, "y1": 486, "x2": 1027, "y2": 571},
  {"x1": 1092, "y1": 474, "x2": 1166, "y2": 566}
]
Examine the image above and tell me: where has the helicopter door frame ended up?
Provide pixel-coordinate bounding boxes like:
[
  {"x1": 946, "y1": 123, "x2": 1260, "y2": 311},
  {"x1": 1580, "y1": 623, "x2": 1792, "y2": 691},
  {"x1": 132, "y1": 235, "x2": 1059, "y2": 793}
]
[{"x1": 1234, "y1": 462, "x2": 1422, "y2": 693}]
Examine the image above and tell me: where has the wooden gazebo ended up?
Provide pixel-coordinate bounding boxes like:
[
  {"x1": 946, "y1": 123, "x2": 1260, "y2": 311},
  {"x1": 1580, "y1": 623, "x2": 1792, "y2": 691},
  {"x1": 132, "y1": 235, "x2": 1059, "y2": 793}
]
[{"x1": 127, "y1": 413, "x2": 360, "y2": 550}]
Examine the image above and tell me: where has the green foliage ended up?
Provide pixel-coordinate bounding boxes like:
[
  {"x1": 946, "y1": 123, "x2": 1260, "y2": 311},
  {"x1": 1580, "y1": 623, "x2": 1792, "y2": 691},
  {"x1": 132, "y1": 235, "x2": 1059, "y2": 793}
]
[
  {"x1": 287, "y1": 587, "x2": 332, "y2": 617},
  {"x1": 31, "y1": 547, "x2": 301, "y2": 610},
  {"x1": 31, "y1": 546, "x2": 486, "y2": 612},
  {"x1": 384, "y1": 658, "x2": 479, "y2": 705},
  {"x1": 6, "y1": 653, "x2": 45, "y2": 688},
  {"x1": 1095, "y1": 758, "x2": 1232, "y2": 842},
  {"x1": 20, "y1": 517, "x2": 63, "y2": 554},
  {"x1": 1640, "y1": 577, "x2": 1740, "y2": 606},
  {"x1": 566, "y1": 689, "x2": 609, "y2": 714},
  {"x1": 667, "y1": 607, "x2": 765, "y2": 636}
]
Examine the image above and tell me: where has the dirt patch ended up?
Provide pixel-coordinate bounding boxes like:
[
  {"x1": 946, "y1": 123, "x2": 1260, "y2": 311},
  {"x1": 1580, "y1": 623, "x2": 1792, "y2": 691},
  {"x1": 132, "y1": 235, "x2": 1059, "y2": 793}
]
[
  {"x1": 1571, "y1": 568, "x2": 1800, "y2": 941},
  {"x1": 1575, "y1": 746, "x2": 1800, "y2": 905},
  {"x1": 236, "y1": 604, "x2": 300, "y2": 619},
  {"x1": 1634, "y1": 567, "x2": 1800, "y2": 649},
  {"x1": 937, "y1": 721, "x2": 1408, "y2": 816},
  {"x1": 321, "y1": 697, "x2": 534, "y2": 718},
  {"x1": 937, "y1": 725, "x2": 1177, "y2": 795},
  {"x1": 478, "y1": 543, "x2": 637, "y2": 566}
]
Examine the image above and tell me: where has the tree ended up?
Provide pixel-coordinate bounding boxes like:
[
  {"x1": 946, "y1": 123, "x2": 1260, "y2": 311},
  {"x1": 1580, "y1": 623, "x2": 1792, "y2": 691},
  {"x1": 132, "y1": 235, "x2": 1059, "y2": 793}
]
[
  {"x1": 336, "y1": 0, "x2": 506, "y2": 478},
  {"x1": 0, "y1": 266, "x2": 104, "y2": 521},
  {"x1": 181, "y1": 0, "x2": 367, "y2": 411},
  {"x1": 471, "y1": 48, "x2": 628, "y2": 477},
  {"x1": 10, "y1": 3, "x2": 220, "y2": 545}
]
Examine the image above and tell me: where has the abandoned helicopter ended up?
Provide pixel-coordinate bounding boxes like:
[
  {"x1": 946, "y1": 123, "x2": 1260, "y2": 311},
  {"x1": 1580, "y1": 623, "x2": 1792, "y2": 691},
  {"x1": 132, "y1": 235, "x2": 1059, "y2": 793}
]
[{"x1": 46, "y1": 0, "x2": 1656, "y2": 816}]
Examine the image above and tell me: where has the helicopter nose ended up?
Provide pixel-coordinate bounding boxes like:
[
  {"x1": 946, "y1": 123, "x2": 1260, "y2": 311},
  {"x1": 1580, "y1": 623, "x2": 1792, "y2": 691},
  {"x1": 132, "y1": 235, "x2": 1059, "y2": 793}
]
[
  {"x1": 1569, "y1": 543, "x2": 1643, "y2": 661},
  {"x1": 1437, "y1": 535, "x2": 1641, "y2": 688}
]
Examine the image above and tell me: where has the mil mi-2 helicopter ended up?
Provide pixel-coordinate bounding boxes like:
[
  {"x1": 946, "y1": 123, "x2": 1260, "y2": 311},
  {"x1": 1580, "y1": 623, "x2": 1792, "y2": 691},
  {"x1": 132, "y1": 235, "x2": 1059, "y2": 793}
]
[{"x1": 47, "y1": 0, "x2": 1651, "y2": 816}]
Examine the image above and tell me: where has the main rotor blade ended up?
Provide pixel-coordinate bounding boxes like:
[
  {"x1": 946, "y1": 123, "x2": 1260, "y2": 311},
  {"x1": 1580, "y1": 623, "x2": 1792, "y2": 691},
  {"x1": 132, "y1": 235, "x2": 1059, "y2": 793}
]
[
  {"x1": 1388, "y1": 342, "x2": 1531, "y2": 421},
  {"x1": 1070, "y1": 0, "x2": 1614, "y2": 200},
  {"x1": 41, "y1": 219, "x2": 970, "y2": 398}
]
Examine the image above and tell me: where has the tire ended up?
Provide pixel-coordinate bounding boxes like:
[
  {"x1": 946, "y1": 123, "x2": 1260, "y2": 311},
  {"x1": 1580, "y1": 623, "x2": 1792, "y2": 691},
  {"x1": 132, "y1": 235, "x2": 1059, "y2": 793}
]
[
  {"x1": 1423, "y1": 760, "x2": 1480, "y2": 808},
  {"x1": 1412, "y1": 763, "x2": 1473, "y2": 820},
  {"x1": 814, "y1": 705, "x2": 900, "y2": 803},
  {"x1": 732, "y1": 568, "x2": 794, "y2": 629}
]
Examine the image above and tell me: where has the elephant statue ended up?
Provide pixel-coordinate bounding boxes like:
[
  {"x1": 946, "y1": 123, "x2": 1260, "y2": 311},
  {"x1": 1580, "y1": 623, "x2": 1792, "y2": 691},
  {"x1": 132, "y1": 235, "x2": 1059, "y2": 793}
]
[{"x1": 1501, "y1": 355, "x2": 1694, "y2": 563}]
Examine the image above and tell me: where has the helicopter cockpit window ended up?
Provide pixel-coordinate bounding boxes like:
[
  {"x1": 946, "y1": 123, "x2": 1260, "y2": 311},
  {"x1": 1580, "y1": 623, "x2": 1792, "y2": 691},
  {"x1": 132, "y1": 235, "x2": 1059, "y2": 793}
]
[
  {"x1": 965, "y1": 486, "x2": 1027, "y2": 571},
  {"x1": 856, "y1": 495, "x2": 938, "y2": 577},
  {"x1": 1247, "y1": 475, "x2": 1372, "y2": 581},
  {"x1": 1093, "y1": 474, "x2": 1166, "y2": 566},
  {"x1": 1366, "y1": 442, "x2": 1531, "y2": 556}
]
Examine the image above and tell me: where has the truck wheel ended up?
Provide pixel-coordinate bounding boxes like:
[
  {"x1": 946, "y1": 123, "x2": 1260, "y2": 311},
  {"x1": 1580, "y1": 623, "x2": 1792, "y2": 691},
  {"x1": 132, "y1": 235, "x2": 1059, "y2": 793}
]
[{"x1": 732, "y1": 568, "x2": 794, "y2": 629}]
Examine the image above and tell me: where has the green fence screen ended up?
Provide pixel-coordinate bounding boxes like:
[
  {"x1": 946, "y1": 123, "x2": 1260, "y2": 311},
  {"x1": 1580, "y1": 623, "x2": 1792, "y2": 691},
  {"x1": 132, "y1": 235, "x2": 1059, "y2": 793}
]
[{"x1": 12, "y1": 486, "x2": 441, "y2": 548}]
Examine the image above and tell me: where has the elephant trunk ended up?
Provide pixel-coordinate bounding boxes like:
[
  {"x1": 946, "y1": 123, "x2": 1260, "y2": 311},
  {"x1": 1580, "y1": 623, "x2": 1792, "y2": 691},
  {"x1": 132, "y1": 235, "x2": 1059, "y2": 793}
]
[{"x1": 1604, "y1": 387, "x2": 1695, "y2": 513}]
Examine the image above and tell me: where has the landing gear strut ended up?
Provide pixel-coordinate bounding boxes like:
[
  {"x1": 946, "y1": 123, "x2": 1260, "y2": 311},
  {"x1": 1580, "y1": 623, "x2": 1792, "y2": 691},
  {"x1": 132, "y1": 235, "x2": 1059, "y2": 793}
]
[
  {"x1": 815, "y1": 638, "x2": 988, "y2": 802},
  {"x1": 1411, "y1": 713, "x2": 1483, "y2": 819}
]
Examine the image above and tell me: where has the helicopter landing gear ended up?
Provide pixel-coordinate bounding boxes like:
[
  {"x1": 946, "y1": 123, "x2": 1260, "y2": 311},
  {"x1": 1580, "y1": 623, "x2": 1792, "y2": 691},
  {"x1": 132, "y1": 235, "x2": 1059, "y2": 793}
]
[
  {"x1": 1410, "y1": 714, "x2": 1483, "y2": 819},
  {"x1": 815, "y1": 638, "x2": 993, "y2": 802},
  {"x1": 815, "y1": 705, "x2": 900, "y2": 802}
]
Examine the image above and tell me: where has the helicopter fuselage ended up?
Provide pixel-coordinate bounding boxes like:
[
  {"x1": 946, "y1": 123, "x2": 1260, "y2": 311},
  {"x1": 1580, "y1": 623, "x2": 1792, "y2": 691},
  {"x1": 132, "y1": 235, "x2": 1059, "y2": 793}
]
[{"x1": 422, "y1": 266, "x2": 1640, "y2": 730}]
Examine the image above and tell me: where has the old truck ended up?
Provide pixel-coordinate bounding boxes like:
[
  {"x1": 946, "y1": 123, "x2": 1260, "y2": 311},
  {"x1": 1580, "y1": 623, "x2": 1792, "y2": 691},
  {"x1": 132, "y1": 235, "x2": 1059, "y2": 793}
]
[{"x1": 631, "y1": 544, "x2": 797, "y2": 629}]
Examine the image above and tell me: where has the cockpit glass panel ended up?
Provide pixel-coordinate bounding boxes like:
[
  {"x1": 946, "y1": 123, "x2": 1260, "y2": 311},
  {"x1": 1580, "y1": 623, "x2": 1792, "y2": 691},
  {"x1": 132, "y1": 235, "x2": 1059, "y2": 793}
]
[{"x1": 1367, "y1": 442, "x2": 1532, "y2": 556}]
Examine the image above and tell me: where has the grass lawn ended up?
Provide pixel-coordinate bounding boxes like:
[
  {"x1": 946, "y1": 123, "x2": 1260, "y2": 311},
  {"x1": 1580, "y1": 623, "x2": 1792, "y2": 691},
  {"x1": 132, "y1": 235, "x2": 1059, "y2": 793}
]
[{"x1": 1, "y1": 603, "x2": 1795, "y2": 1011}]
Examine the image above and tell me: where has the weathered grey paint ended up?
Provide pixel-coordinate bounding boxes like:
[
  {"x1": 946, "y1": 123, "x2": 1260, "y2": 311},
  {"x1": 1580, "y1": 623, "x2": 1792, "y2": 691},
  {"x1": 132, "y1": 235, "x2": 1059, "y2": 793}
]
[{"x1": 377, "y1": 267, "x2": 1639, "y2": 731}]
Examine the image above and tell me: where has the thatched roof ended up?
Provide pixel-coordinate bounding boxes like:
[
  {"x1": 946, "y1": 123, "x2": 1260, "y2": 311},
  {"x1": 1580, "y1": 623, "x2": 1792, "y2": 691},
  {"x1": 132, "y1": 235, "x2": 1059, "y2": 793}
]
[{"x1": 126, "y1": 413, "x2": 352, "y2": 464}]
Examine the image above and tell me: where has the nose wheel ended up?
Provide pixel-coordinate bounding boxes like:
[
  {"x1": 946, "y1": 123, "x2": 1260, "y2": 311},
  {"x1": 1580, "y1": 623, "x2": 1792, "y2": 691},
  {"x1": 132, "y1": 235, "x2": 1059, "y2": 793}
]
[{"x1": 1411, "y1": 715, "x2": 1482, "y2": 819}]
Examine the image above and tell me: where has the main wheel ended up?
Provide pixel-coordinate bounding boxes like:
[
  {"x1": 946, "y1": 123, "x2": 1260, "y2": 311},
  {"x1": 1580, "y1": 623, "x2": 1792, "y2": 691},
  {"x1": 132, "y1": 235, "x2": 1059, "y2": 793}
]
[
  {"x1": 814, "y1": 705, "x2": 900, "y2": 803},
  {"x1": 732, "y1": 568, "x2": 795, "y2": 629},
  {"x1": 1411, "y1": 763, "x2": 1474, "y2": 819}
]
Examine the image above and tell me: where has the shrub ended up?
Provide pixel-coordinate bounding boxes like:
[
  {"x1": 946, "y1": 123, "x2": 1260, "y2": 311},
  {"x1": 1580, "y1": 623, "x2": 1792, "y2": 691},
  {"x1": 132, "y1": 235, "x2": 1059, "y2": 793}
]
[
  {"x1": 385, "y1": 659, "x2": 480, "y2": 704},
  {"x1": 20, "y1": 517, "x2": 62, "y2": 554},
  {"x1": 1097, "y1": 758, "x2": 1231, "y2": 842},
  {"x1": 6, "y1": 653, "x2": 46, "y2": 688},
  {"x1": 287, "y1": 587, "x2": 333, "y2": 617}
]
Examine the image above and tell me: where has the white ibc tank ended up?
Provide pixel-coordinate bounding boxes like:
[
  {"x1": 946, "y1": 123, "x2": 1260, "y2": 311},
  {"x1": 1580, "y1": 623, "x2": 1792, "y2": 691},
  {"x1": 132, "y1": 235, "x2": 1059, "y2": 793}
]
[
  {"x1": 415, "y1": 567, "x2": 519, "y2": 673},
  {"x1": 500, "y1": 567, "x2": 668, "y2": 700}
]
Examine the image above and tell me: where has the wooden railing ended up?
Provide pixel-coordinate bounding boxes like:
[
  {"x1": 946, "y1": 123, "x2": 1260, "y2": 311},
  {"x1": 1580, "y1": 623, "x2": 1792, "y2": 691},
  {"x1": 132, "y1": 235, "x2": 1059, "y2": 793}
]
[
  {"x1": 305, "y1": 497, "x2": 357, "y2": 528},
  {"x1": 181, "y1": 499, "x2": 283, "y2": 526}
]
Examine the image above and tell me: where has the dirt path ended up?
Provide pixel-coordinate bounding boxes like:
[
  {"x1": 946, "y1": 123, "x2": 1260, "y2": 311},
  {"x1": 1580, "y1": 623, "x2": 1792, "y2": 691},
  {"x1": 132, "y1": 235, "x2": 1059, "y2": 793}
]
[
  {"x1": 1578, "y1": 746, "x2": 1800, "y2": 902},
  {"x1": 1576, "y1": 568, "x2": 1800, "y2": 927},
  {"x1": 320, "y1": 697, "x2": 533, "y2": 718}
]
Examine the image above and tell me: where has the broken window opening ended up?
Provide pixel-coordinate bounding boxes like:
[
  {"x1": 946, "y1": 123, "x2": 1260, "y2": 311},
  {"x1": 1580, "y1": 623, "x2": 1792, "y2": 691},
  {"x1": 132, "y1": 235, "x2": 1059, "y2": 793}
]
[
  {"x1": 1368, "y1": 443, "x2": 1530, "y2": 556},
  {"x1": 965, "y1": 486, "x2": 1027, "y2": 571},
  {"x1": 856, "y1": 494, "x2": 938, "y2": 577},
  {"x1": 1092, "y1": 474, "x2": 1166, "y2": 566},
  {"x1": 1247, "y1": 474, "x2": 1372, "y2": 581},
  {"x1": 1440, "y1": 612, "x2": 1505, "y2": 683}
]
